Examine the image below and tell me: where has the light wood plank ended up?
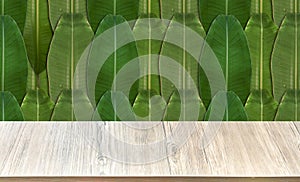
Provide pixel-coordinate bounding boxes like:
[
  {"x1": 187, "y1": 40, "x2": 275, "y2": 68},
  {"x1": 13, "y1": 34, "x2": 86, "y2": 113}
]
[{"x1": 0, "y1": 122, "x2": 299, "y2": 176}]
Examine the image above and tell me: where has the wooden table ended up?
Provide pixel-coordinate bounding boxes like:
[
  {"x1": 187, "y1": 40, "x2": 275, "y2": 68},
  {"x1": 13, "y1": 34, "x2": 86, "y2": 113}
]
[{"x1": 0, "y1": 122, "x2": 299, "y2": 176}]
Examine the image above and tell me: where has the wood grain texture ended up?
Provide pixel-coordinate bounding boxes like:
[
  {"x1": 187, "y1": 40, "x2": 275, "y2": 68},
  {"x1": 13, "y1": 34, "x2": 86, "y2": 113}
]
[
  {"x1": 0, "y1": 122, "x2": 299, "y2": 176},
  {"x1": 1, "y1": 177, "x2": 300, "y2": 182}
]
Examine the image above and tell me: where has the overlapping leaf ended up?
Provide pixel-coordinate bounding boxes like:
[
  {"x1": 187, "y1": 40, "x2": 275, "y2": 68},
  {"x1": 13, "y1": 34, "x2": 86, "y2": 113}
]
[
  {"x1": 199, "y1": 0, "x2": 251, "y2": 31},
  {"x1": 24, "y1": 0, "x2": 52, "y2": 75},
  {"x1": 275, "y1": 90, "x2": 300, "y2": 121},
  {"x1": 203, "y1": 15, "x2": 251, "y2": 105},
  {"x1": 0, "y1": 91, "x2": 24, "y2": 121},
  {"x1": 47, "y1": 13, "x2": 94, "y2": 102},
  {"x1": 205, "y1": 91, "x2": 248, "y2": 121},
  {"x1": 0, "y1": 15, "x2": 28, "y2": 104},
  {"x1": 48, "y1": 0, "x2": 87, "y2": 30},
  {"x1": 161, "y1": 0, "x2": 199, "y2": 20},
  {"x1": 0, "y1": 0, "x2": 27, "y2": 32},
  {"x1": 245, "y1": 90, "x2": 278, "y2": 121},
  {"x1": 21, "y1": 89, "x2": 54, "y2": 121},
  {"x1": 87, "y1": 0, "x2": 138, "y2": 31},
  {"x1": 273, "y1": 0, "x2": 300, "y2": 26}
]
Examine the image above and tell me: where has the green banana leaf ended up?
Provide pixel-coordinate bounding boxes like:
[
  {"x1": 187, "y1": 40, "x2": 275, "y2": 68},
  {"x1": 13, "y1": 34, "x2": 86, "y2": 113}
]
[
  {"x1": 51, "y1": 90, "x2": 94, "y2": 121},
  {"x1": 138, "y1": 0, "x2": 160, "y2": 17},
  {"x1": 273, "y1": 0, "x2": 300, "y2": 26},
  {"x1": 199, "y1": 0, "x2": 251, "y2": 31},
  {"x1": 271, "y1": 14, "x2": 300, "y2": 102},
  {"x1": 0, "y1": 91, "x2": 24, "y2": 121},
  {"x1": 245, "y1": 14, "x2": 277, "y2": 93},
  {"x1": 23, "y1": 0, "x2": 52, "y2": 75},
  {"x1": 133, "y1": 15, "x2": 166, "y2": 94},
  {"x1": 203, "y1": 15, "x2": 251, "y2": 105},
  {"x1": 163, "y1": 90, "x2": 206, "y2": 121},
  {"x1": 251, "y1": 0, "x2": 272, "y2": 18},
  {"x1": 92, "y1": 91, "x2": 135, "y2": 121},
  {"x1": 27, "y1": 64, "x2": 49, "y2": 94},
  {"x1": 275, "y1": 90, "x2": 300, "y2": 121},
  {"x1": 0, "y1": 0, "x2": 27, "y2": 32},
  {"x1": 21, "y1": 89, "x2": 54, "y2": 121},
  {"x1": 87, "y1": 0, "x2": 139, "y2": 32},
  {"x1": 90, "y1": 15, "x2": 139, "y2": 104},
  {"x1": 161, "y1": 0, "x2": 199, "y2": 20},
  {"x1": 132, "y1": 89, "x2": 166, "y2": 121},
  {"x1": 160, "y1": 13, "x2": 206, "y2": 101},
  {"x1": 245, "y1": 90, "x2": 278, "y2": 121},
  {"x1": 49, "y1": 0, "x2": 87, "y2": 30},
  {"x1": 47, "y1": 13, "x2": 94, "y2": 102},
  {"x1": 0, "y1": 15, "x2": 28, "y2": 104},
  {"x1": 205, "y1": 91, "x2": 248, "y2": 121}
]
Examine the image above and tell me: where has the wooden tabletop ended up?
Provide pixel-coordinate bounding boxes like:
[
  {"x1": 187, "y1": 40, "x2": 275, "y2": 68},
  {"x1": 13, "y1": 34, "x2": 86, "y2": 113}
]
[{"x1": 0, "y1": 122, "x2": 299, "y2": 176}]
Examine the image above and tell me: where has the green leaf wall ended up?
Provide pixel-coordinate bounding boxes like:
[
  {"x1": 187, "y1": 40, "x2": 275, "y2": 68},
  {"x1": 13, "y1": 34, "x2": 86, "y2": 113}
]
[{"x1": 0, "y1": 0, "x2": 299, "y2": 121}]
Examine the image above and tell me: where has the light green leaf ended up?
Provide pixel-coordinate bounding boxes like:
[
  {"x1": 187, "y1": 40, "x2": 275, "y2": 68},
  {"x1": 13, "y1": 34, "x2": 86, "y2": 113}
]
[
  {"x1": 91, "y1": 15, "x2": 139, "y2": 104},
  {"x1": 0, "y1": 0, "x2": 27, "y2": 32},
  {"x1": 49, "y1": 0, "x2": 87, "y2": 30},
  {"x1": 163, "y1": 90, "x2": 206, "y2": 121},
  {"x1": 47, "y1": 13, "x2": 94, "y2": 102},
  {"x1": 92, "y1": 91, "x2": 135, "y2": 121},
  {"x1": 132, "y1": 89, "x2": 166, "y2": 121},
  {"x1": 0, "y1": 91, "x2": 24, "y2": 121},
  {"x1": 199, "y1": 0, "x2": 251, "y2": 31},
  {"x1": 21, "y1": 89, "x2": 54, "y2": 121},
  {"x1": 275, "y1": 90, "x2": 300, "y2": 121},
  {"x1": 204, "y1": 15, "x2": 251, "y2": 104},
  {"x1": 133, "y1": 16, "x2": 166, "y2": 94},
  {"x1": 271, "y1": 14, "x2": 300, "y2": 102},
  {"x1": 205, "y1": 91, "x2": 248, "y2": 121},
  {"x1": 87, "y1": 0, "x2": 138, "y2": 32},
  {"x1": 245, "y1": 14, "x2": 277, "y2": 93},
  {"x1": 251, "y1": 0, "x2": 272, "y2": 18},
  {"x1": 138, "y1": 0, "x2": 160, "y2": 17},
  {"x1": 273, "y1": 0, "x2": 300, "y2": 26},
  {"x1": 51, "y1": 90, "x2": 94, "y2": 121},
  {"x1": 161, "y1": 0, "x2": 199, "y2": 20},
  {"x1": 0, "y1": 15, "x2": 28, "y2": 104},
  {"x1": 27, "y1": 61, "x2": 49, "y2": 93},
  {"x1": 160, "y1": 13, "x2": 206, "y2": 101},
  {"x1": 24, "y1": 0, "x2": 52, "y2": 75},
  {"x1": 245, "y1": 90, "x2": 278, "y2": 121}
]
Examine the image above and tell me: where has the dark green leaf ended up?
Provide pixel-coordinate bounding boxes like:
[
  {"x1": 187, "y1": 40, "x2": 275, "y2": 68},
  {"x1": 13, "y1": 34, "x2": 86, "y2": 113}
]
[
  {"x1": 205, "y1": 91, "x2": 248, "y2": 121},
  {"x1": 163, "y1": 90, "x2": 206, "y2": 121},
  {"x1": 0, "y1": 0, "x2": 27, "y2": 32},
  {"x1": 245, "y1": 90, "x2": 278, "y2": 121},
  {"x1": 23, "y1": 0, "x2": 52, "y2": 75},
  {"x1": 0, "y1": 15, "x2": 28, "y2": 104},
  {"x1": 204, "y1": 15, "x2": 251, "y2": 104},
  {"x1": 161, "y1": 0, "x2": 199, "y2": 20},
  {"x1": 90, "y1": 15, "x2": 139, "y2": 104},
  {"x1": 271, "y1": 14, "x2": 300, "y2": 102},
  {"x1": 47, "y1": 13, "x2": 94, "y2": 102},
  {"x1": 92, "y1": 91, "x2": 135, "y2": 121},
  {"x1": 275, "y1": 90, "x2": 300, "y2": 121},
  {"x1": 51, "y1": 90, "x2": 94, "y2": 121},
  {"x1": 0, "y1": 91, "x2": 24, "y2": 121},
  {"x1": 132, "y1": 89, "x2": 166, "y2": 121},
  {"x1": 245, "y1": 14, "x2": 277, "y2": 93},
  {"x1": 199, "y1": 0, "x2": 251, "y2": 31},
  {"x1": 49, "y1": 0, "x2": 87, "y2": 30},
  {"x1": 21, "y1": 89, "x2": 54, "y2": 121},
  {"x1": 273, "y1": 0, "x2": 300, "y2": 26},
  {"x1": 87, "y1": 0, "x2": 138, "y2": 31}
]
